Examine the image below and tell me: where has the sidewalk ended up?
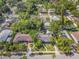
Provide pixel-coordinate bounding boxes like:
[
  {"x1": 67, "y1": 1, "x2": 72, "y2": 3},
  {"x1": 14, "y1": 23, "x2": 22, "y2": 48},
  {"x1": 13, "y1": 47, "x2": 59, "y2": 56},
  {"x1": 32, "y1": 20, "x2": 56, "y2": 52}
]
[{"x1": 54, "y1": 45, "x2": 60, "y2": 55}]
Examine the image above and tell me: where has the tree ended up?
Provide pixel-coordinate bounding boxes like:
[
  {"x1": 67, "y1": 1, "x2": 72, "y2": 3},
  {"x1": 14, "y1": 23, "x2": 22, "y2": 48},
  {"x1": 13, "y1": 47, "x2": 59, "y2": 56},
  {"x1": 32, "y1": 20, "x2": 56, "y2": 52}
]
[
  {"x1": 18, "y1": 43, "x2": 27, "y2": 51},
  {"x1": 18, "y1": 12, "x2": 29, "y2": 19},
  {"x1": 35, "y1": 39, "x2": 43, "y2": 49},
  {"x1": 49, "y1": 21, "x2": 61, "y2": 38},
  {"x1": 0, "y1": 0, "x2": 5, "y2": 16},
  {"x1": 43, "y1": 1, "x2": 55, "y2": 9},
  {"x1": 29, "y1": 30, "x2": 38, "y2": 40},
  {"x1": 1, "y1": 5, "x2": 11, "y2": 13},
  {"x1": 50, "y1": 36, "x2": 55, "y2": 45},
  {"x1": 54, "y1": 0, "x2": 77, "y2": 29},
  {"x1": 21, "y1": 55, "x2": 27, "y2": 59},
  {"x1": 50, "y1": 21, "x2": 61, "y2": 32},
  {"x1": 11, "y1": 19, "x2": 29, "y2": 33},
  {"x1": 0, "y1": 0, "x2": 4, "y2": 7},
  {"x1": 56, "y1": 38, "x2": 74, "y2": 54},
  {"x1": 6, "y1": 0, "x2": 22, "y2": 6}
]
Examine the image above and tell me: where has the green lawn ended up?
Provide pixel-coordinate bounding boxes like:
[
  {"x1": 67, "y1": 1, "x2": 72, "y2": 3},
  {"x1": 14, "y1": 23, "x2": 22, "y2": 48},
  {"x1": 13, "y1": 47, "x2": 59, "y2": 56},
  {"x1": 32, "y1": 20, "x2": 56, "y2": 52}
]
[{"x1": 44, "y1": 44, "x2": 55, "y2": 51}]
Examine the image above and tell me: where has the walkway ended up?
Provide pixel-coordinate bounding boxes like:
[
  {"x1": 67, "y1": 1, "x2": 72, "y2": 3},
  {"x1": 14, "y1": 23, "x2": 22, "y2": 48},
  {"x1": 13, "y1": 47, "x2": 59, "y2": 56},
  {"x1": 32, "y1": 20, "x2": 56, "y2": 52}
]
[{"x1": 54, "y1": 45, "x2": 60, "y2": 55}]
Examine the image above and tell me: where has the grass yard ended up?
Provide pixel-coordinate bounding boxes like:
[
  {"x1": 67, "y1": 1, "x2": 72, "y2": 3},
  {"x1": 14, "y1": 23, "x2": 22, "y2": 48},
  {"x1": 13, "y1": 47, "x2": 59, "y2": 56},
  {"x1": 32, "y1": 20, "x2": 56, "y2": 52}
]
[
  {"x1": 44, "y1": 44, "x2": 55, "y2": 51},
  {"x1": 31, "y1": 44, "x2": 46, "y2": 51}
]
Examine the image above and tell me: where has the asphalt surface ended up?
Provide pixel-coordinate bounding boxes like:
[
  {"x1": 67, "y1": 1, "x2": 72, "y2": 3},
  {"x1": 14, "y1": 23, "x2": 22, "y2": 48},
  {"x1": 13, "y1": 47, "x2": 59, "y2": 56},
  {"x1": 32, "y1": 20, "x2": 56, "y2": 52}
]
[{"x1": 27, "y1": 54, "x2": 79, "y2": 59}]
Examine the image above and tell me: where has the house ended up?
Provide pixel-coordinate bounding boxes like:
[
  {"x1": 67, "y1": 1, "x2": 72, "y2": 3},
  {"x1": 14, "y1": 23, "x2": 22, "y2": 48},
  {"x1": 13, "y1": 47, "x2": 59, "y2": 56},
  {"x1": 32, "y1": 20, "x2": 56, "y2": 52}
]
[
  {"x1": 77, "y1": 5, "x2": 79, "y2": 11},
  {"x1": 70, "y1": 16, "x2": 79, "y2": 27},
  {"x1": 1, "y1": 22, "x2": 10, "y2": 27},
  {"x1": 48, "y1": 14, "x2": 60, "y2": 22},
  {"x1": 13, "y1": 33, "x2": 32, "y2": 43},
  {"x1": 48, "y1": 9, "x2": 55, "y2": 15},
  {"x1": 39, "y1": 9, "x2": 47, "y2": 18},
  {"x1": 68, "y1": 0, "x2": 78, "y2": 4},
  {"x1": 50, "y1": 15, "x2": 60, "y2": 21},
  {"x1": 71, "y1": 32, "x2": 79, "y2": 43},
  {"x1": 0, "y1": 29, "x2": 13, "y2": 42},
  {"x1": 0, "y1": 17, "x2": 5, "y2": 24},
  {"x1": 40, "y1": 8, "x2": 47, "y2": 14},
  {"x1": 44, "y1": 22, "x2": 50, "y2": 29},
  {"x1": 37, "y1": 33, "x2": 50, "y2": 42}
]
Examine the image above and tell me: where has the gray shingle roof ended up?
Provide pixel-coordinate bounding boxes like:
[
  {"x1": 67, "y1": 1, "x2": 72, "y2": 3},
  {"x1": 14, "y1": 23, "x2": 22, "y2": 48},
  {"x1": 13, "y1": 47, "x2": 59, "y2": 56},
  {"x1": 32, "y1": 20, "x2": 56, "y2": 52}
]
[
  {"x1": 0, "y1": 29, "x2": 12, "y2": 41},
  {"x1": 38, "y1": 33, "x2": 50, "y2": 42}
]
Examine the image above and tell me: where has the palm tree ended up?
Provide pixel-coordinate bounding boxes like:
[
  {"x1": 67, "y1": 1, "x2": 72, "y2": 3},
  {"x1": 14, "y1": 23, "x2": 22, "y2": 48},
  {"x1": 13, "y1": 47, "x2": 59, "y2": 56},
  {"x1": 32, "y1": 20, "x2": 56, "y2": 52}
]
[
  {"x1": 49, "y1": 21, "x2": 61, "y2": 38},
  {"x1": 54, "y1": 0, "x2": 77, "y2": 29}
]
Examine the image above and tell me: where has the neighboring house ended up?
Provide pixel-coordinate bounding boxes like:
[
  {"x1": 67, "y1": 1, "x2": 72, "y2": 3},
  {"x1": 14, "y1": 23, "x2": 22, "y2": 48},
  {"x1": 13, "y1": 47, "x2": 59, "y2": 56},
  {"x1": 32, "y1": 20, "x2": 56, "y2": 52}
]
[
  {"x1": 68, "y1": 0, "x2": 78, "y2": 4},
  {"x1": 77, "y1": 5, "x2": 79, "y2": 11},
  {"x1": 71, "y1": 16, "x2": 79, "y2": 22},
  {"x1": 71, "y1": 32, "x2": 79, "y2": 43},
  {"x1": 37, "y1": 33, "x2": 50, "y2": 43},
  {"x1": 13, "y1": 33, "x2": 32, "y2": 43},
  {"x1": 40, "y1": 8, "x2": 47, "y2": 14},
  {"x1": 48, "y1": 9, "x2": 55, "y2": 15},
  {"x1": 1, "y1": 22, "x2": 10, "y2": 27},
  {"x1": 50, "y1": 15, "x2": 60, "y2": 22},
  {"x1": 1, "y1": 17, "x2": 18, "y2": 28},
  {"x1": 0, "y1": 17, "x2": 5, "y2": 25},
  {"x1": 0, "y1": 29, "x2": 13, "y2": 42},
  {"x1": 44, "y1": 22, "x2": 50, "y2": 29},
  {"x1": 39, "y1": 8, "x2": 48, "y2": 22}
]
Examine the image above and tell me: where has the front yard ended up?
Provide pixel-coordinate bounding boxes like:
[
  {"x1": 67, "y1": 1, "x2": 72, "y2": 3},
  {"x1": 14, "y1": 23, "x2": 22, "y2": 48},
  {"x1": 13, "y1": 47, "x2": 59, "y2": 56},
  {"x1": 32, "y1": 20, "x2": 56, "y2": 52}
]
[
  {"x1": 30, "y1": 43, "x2": 55, "y2": 52},
  {"x1": 44, "y1": 44, "x2": 55, "y2": 51}
]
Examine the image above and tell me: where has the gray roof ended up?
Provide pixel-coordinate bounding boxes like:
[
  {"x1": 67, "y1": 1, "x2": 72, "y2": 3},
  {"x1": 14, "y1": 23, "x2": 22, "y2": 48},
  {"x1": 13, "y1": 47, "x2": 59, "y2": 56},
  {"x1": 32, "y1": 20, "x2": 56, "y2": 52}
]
[
  {"x1": 38, "y1": 33, "x2": 50, "y2": 42},
  {"x1": 0, "y1": 29, "x2": 12, "y2": 41}
]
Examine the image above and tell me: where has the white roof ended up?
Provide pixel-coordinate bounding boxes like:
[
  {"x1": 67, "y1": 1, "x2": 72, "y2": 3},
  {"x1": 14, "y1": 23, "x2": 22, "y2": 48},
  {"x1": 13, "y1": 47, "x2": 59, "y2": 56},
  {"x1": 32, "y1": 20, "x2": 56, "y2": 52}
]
[
  {"x1": 48, "y1": 9, "x2": 55, "y2": 12},
  {"x1": 44, "y1": 22, "x2": 50, "y2": 26},
  {"x1": 77, "y1": 5, "x2": 79, "y2": 10},
  {"x1": 0, "y1": 29, "x2": 12, "y2": 41},
  {"x1": 51, "y1": 15, "x2": 60, "y2": 21}
]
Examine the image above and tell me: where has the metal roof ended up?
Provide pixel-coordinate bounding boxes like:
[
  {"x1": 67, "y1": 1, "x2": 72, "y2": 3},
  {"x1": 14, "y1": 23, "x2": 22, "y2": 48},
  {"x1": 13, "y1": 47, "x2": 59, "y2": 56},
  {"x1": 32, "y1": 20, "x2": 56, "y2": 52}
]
[{"x1": 0, "y1": 29, "x2": 12, "y2": 41}]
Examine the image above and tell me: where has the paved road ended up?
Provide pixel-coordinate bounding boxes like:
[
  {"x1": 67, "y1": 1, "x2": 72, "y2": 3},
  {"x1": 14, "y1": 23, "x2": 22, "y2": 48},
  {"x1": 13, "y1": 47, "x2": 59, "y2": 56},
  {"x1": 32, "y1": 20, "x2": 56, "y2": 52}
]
[
  {"x1": 0, "y1": 55, "x2": 22, "y2": 59},
  {"x1": 27, "y1": 54, "x2": 79, "y2": 59},
  {"x1": 0, "y1": 54, "x2": 79, "y2": 59},
  {"x1": 54, "y1": 45, "x2": 60, "y2": 55},
  {"x1": 27, "y1": 55, "x2": 52, "y2": 59},
  {"x1": 54, "y1": 54, "x2": 79, "y2": 59}
]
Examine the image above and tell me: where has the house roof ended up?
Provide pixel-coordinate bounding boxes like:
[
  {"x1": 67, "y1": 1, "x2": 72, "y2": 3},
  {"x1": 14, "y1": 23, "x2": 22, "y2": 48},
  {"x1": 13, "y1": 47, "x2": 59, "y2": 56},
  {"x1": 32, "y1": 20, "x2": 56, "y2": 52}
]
[
  {"x1": 51, "y1": 15, "x2": 60, "y2": 21},
  {"x1": 71, "y1": 32, "x2": 79, "y2": 43},
  {"x1": 71, "y1": 16, "x2": 79, "y2": 22},
  {"x1": 40, "y1": 8, "x2": 47, "y2": 13},
  {"x1": 48, "y1": 9, "x2": 55, "y2": 13},
  {"x1": 0, "y1": 29, "x2": 12, "y2": 41},
  {"x1": 13, "y1": 33, "x2": 32, "y2": 43},
  {"x1": 38, "y1": 33, "x2": 50, "y2": 42}
]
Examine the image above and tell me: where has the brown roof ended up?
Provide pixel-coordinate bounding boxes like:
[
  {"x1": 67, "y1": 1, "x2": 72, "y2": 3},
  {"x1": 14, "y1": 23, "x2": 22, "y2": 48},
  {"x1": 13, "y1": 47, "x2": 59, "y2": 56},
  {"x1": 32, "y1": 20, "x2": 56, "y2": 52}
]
[
  {"x1": 72, "y1": 16, "x2": 79, "y2": 22},
  {"x1": 71, "y1": 32, "x2": 79, "y2": 41},
  {"x1": 13, "y1": 33, "x2": 32, "y2": 43}
]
